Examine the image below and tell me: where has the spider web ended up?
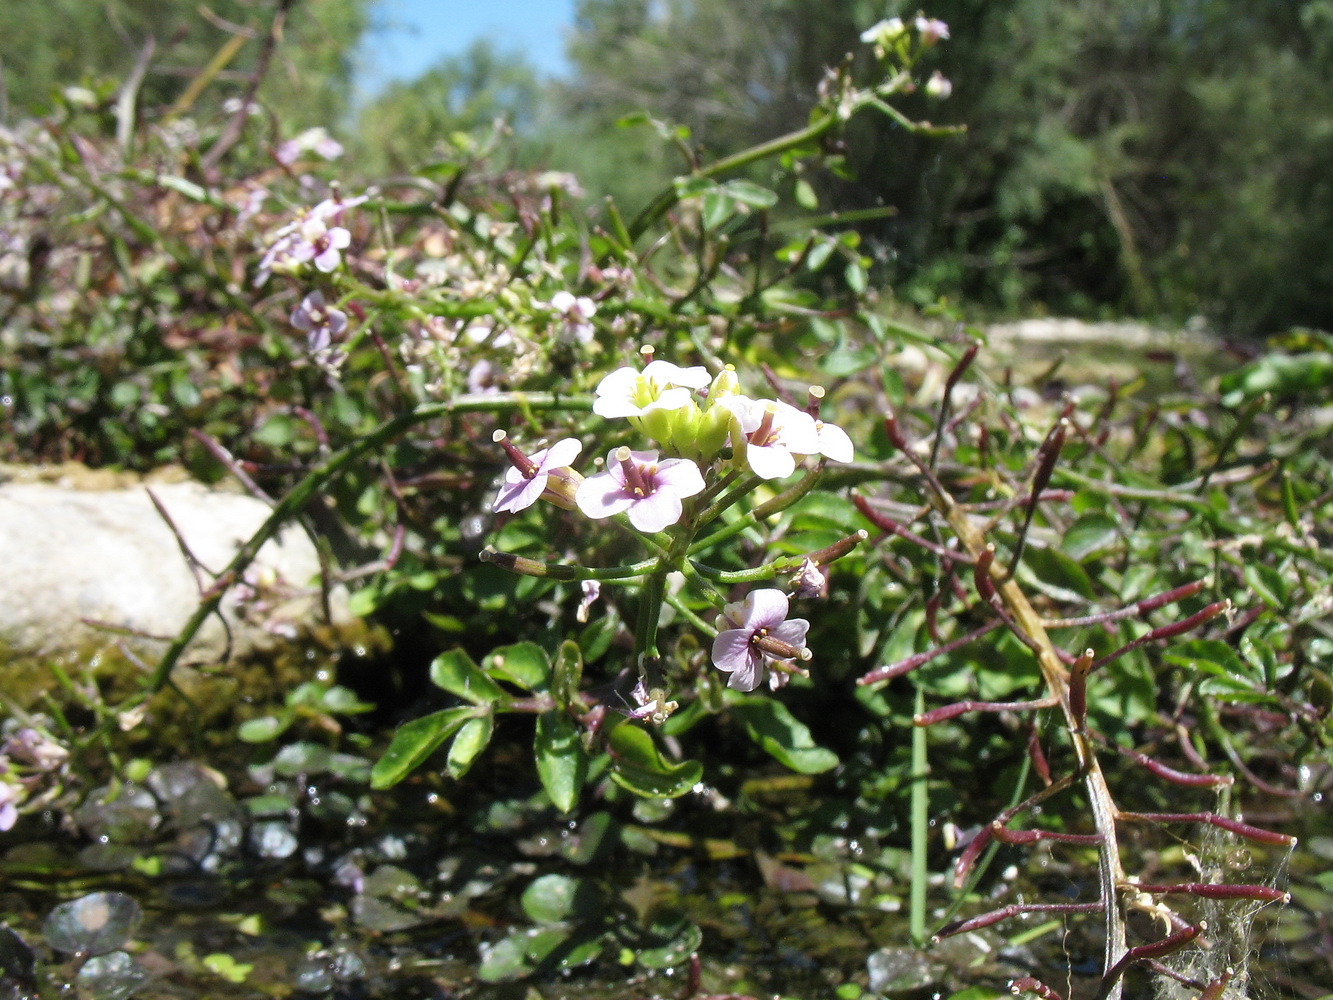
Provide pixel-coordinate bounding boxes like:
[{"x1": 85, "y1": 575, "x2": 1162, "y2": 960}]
[{"x1": 1150, "y1": 816, "x2": 1295, "y2": 1000}]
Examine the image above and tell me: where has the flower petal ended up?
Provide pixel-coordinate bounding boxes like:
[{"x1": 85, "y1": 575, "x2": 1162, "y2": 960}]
[
  {"x1": 725, "y1": 656, "x2": 764, "y2": 692},
  {"x1": 540, "y1": 437, "x2": 583, "y2": 470},
  {"x1": 574, "y1": 474, "x2": 633, "y2": 520},
  {"x1": 745, "y1": 443, "x2": 796, "y2": 480},
  {"x1": 627, "y1": 491, "x2": 683, "y2": 533},
  {"x1": 655, "y1": 458, "x2": 706, "y2": 498},
  {"x1": 712, "y1": 629, "x2": 756, "y2": 672},
  {"x1": 643, "y1": 359, "x2": 711, "y2": 389},
  {"x1": 816, "y1": 421, "x2": 854, "y2": 463},
  {"x1": 769, "y1": 617, "x2": 810, "y2": 650},
  {"x1": 494, "y1": 473, "x2": 547, "y2": 514},
  {"x1": 743, "y1": 589, "x2": 791, "y2": 630}
]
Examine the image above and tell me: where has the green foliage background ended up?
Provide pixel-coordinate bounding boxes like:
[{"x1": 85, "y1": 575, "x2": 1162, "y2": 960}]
[{"x1": 6, "y1": 0, "x2": 1330, "y2": 335}]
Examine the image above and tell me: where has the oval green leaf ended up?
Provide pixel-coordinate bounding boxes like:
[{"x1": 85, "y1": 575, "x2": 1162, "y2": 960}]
[{"x1": 370, "y1": 707, "x2": 474, "y2": 789}]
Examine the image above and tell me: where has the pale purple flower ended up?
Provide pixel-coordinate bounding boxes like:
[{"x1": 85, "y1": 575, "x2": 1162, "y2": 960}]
[
  {"x1": 628, "y1": 678, "x2": 678, "y2": 726},
  {"x1": 493, "y1": 437, "x2": 583, "y2": 514},
  {"x1": 0, "y1": 767, "x2": 20, "y2": 831},
  {"x1": 790, "y1": 558, "x2": 828, "y2": 599},
  {"x1": 915, "y1": 17, "x2": 950, "y2": 45},
  {"x1": 576, "y1": 448, "x2": 705, "y2": 533},
  {"x1": 289, "y1": 291, "x2": 347, "y2": 353},
  {"x1": 466, "y1": 358, "x2": 500, "y2": 395},
  {"x1": 720, "y1": 397, "x2": 821, "y2": 480},
  {"x1": 254, "y1": 194, "x2": 366, "y2": 286},
  {"x1": 593, "y1": 360, "x2": 711, "y2": 419},
  {"x1": 711, "y1": 589, "x2": 811, "y2": 692},
  {"x1": 276, "y1": 127, "x2": 344, "y2": 166},
  {"x1": 3, "y1": 728, "x2": 68, "y2": 771},
  {"x1": 548, "y1": 290, "x2": 597, "y2": 344},
  {"x1": 576, "y1": 580, "x2": 601, "y2": 623},
  {"x1": 925, "y1": 70, "x2": 953, "y2": 100}
]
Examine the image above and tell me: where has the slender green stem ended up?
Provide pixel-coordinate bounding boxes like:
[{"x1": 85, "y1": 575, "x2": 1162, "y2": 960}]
[
  {"x1": 689, "y1": 464, "x2": 825, "y2": 554},
  {"x1": 635, "y1": 570, "x2": 668, "y2": 662},
  {"x1": 141, "y1": 391, "x2": 592, "y2": 698},
  {"x1": 692, "y1": 473, "x2": 766, "y2": 529},
  {"x1": 910, "y1": 682, "x2": 929, "y2": 945},
  {"x1": 664, "y1": 590, "x2": 718, "y2": 637},
  {"x1": 626, "y1": 113, "x2": 842, "y2": 242}
]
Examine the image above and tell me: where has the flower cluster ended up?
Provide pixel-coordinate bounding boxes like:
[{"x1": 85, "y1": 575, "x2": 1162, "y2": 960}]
[
  {"x1": 493, "y1": 352, "x2": 854, "y2": 525},
  {"x1": 255, "y1": 193, "x2": 367, "y2": 287},
  {"x1": 487, "y1": 349, "x2": 860, "y2": 699}
]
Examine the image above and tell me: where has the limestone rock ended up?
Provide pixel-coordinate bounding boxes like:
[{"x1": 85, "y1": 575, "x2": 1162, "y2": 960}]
[{"x1": 0, "y1": 475, "x2": 348, "y2": 684}]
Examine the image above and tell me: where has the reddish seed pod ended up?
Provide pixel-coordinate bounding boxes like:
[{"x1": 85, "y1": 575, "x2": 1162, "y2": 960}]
[
  {"x1": 974, "y1": 545, "x2": 997, "y2": 603},
  {"x1": 1121, "y1": 922, "x2": 1204, "y2": 962},
  {"x1": 1135, "y1": 579, "x2": 1208, "y2": 614},
  {"x1": 990, "y1": 825, "x2": 1102, "y2": 846},
  {"x1": 883, "y1": 410, "x2": 909, "y2": 450},
  {"x1": 1199, "y1": 970, "x2": 1234, "y2": 1000},
  {"x1": 1010, "y1": 978, "x2": 1064, "y2": 1000},
  {"x1": 1068, "y1": 648, "x2": 1094, "y2": 733},
  {"x1": 1133, "y1": 882, "x2": 1289, "y2": 902}
]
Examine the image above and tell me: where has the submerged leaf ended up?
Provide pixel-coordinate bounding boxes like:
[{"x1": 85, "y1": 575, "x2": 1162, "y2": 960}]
[{"x1": 43, "y1": 892, "x2": 142, "y2": 956}]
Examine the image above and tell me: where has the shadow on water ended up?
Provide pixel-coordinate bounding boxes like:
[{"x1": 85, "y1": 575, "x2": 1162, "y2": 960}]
[{"x1": 1, "y1": 716, "x2": 1327, "y2": 1000}]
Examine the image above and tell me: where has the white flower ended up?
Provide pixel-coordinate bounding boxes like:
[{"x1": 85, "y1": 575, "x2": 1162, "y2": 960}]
[
  {"x1": 720, "y1": 397, "x2": 821, "y2": 480},
  {"x1": 592, "y1": 360, "x2": 711, "y2": 419}
]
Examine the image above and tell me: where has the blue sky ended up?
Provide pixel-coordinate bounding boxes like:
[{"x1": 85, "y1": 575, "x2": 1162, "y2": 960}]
[{"x1": 359, "y1": 0, "x2": 578, "y2": 93}]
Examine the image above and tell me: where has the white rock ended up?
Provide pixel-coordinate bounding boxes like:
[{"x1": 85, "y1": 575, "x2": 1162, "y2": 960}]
[{"x1": 0, "y1": 478, "x2": 346, "y2": 670}]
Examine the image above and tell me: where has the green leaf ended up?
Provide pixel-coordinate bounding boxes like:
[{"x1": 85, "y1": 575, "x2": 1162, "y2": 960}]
[
  {"x1": 730, "y1": 698, "x2": 839, "y2": 774},
  {"x1": 702, "y1": 190, "x2": 734, "y2": 229},
  {"x1": 1017, "y1": 544, "x2": 1097, "y2": 601},
  {"x1": 844, "y1": 260, "x2": 867, "y2": 293},
  {"x1": 477, "y1": 932, "x2": 532, "y2": 983},
  {"x1": 1242, "y1": 563, "x2": 1288, "y2": 609},
  {"x1": 483, "y1": 642, "x2": 551, "y2": 691},
  {"x1": 253, "y1": 414, "x2": 296, "y2": 448},
  {"x1": 1218, "y1": 351, "x2": 1333, "y2": 405},
  {"x1": 673, "y1": 174, "x2": 717, "y2": 200},
  {"x1": 370, "y1": 707, "x2": 474, "y2": 789},
  {"x1": 237, "y1": 714, "x2": 291, "y2": 743},
  {"x1": 819, "y1": 345, "x2": 877, "y2": 377},
  {"x1": 535, "y1": 711, "x2": 587, "y2": 813},
  {"x1": 319, "y1": 685, "x2": 374, "y2": 714},
  {"x1": 723, "y1": 179, "x2": 778, "y2": 209},
  {"x1": 447, "y1": 714, "x2": 494, "y2": 779},
  {"x1": 1063, "y1": 512, "x2": 1120, "y2": 562},
  {"x1": 607, "y1": 720, "x2": 703, "y2": 798},
  {"x1": 429, "y1": 649, "x2": 507, "y2": 705},
  {"x1": 806, "y1": 238, "x2": 835, "y2": 271},
  {"x1": 553, "y1": 640, "x2": 584, "y2": 709},
  {"x1": 520, "y1": 873, "x2": 600, "y2": 924},
  {"x1": 579, "y1": 609, "x2": 620, "y2": 663},
  {"x1": 794, "y1": 178, "x2": 818, "y2": 210},
  {"x1": 1163, "y1": 639, "x2": 1266, "y2": 702}
]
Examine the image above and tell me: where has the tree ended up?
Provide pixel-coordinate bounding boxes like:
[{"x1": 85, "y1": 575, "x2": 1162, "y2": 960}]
[
  {"x1": 0, "y1": 0, "x2": 370, "y2": 129},
  {"x1": 555, "y1": 0, "x2": 1333, "y2": 334},
  {"x1": 351, "y1": 40, "x2": 545, "y2": 174}
]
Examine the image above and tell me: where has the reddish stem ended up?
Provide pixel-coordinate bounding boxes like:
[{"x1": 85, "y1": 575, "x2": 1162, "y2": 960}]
[{"x1": 1120, "y1": 810, "x2": 1296, "y2": 846}]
